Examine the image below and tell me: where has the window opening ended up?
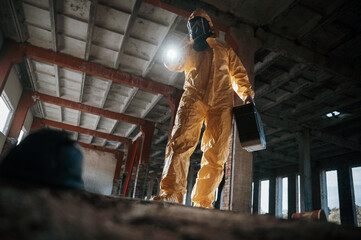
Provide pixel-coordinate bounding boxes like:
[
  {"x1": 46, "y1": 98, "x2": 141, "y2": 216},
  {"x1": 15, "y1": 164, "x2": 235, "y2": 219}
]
[
  {"x1": 282, "y1": 177, "x2": 288, "y2": 219},
  {"x1": 0, "y1": 93, "x2": 12, "y2": 134},
  {"x1": 326, "y1": 170, "x2": 340, "y2": 224},
  {"x1": 260, "y1": 180, "x2": 269, "y2": 214}
]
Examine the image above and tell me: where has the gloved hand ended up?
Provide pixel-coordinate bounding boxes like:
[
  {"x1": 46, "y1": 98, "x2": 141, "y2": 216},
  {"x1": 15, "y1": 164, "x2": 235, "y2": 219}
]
[{"x1": 244, "y1": 95, "x2": 253, "y2": 104}]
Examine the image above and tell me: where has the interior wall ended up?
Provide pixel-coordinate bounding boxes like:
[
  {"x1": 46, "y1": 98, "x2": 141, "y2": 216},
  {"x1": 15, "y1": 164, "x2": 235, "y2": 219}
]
[{"x1": 81, "y1": 147, "x2": 117, "y2": 196}]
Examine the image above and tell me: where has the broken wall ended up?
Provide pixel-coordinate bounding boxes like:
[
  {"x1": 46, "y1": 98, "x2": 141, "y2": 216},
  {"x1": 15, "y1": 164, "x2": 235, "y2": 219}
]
[{"x1": 81, "y1": 147, "x2": 116, "y2": 195}]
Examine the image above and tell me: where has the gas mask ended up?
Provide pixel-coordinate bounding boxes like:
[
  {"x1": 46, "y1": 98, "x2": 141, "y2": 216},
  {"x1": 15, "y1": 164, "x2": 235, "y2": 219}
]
[{"x1": 187, "y1": 16, "x2": 212, "y2": 52}]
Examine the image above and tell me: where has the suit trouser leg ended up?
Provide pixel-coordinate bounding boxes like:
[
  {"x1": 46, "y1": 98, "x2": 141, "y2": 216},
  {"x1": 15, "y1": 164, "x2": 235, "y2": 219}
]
[
  {"x1": 191, "y1": 106, "x2": 233, "y2": 206},
  {"x1": 160, "y1": 95, "x2": 205, "y2": 198}
]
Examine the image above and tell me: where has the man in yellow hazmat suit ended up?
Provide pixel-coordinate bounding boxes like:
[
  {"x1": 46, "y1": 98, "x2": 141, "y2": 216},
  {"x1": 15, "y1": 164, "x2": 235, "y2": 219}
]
[{"x1": 153, "y1": 9, "x2": 254, "y2": 209}]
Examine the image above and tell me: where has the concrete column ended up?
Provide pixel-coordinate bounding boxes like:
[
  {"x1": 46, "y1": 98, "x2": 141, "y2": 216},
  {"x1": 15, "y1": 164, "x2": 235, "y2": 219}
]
[
  {"x1": 311, "y1": 166, "x2": 322, "y2": 210},
  {"x1": 320, "y1": 170, "x2": 329, "y2": 219},
  {"x1": 288, "y1": 174, "x2": 296, "y2": 219},
  {"x1": 146, "y1": 178, "x2": 154, "y2": 200},
  {"x1": 268, "y1": 175, "x2": 276, "y2": 216},
  {"x1": 337, "y1": 165, "x2": 357, "y2": 226},
  {"x1": 185, "y1": 166, "x2": 195, "y2": 206},
  {"x1": 298, "y1": 129, "x2": 312, "y2": 212},
  {"x1": 227, "y1": 24, "x2": 261, "y2": 213},
  {"x1": 275, "y1": 177, "x2": 282, "y2": 217},
  {"x1": 252, "y1": 178, "x2": 260, "y2": 214}
]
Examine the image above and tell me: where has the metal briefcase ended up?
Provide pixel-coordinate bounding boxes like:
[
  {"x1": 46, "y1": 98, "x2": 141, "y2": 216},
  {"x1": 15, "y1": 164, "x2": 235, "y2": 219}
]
[{"x1": 233, "y1": 103, "x2": 266, "y2": 152}]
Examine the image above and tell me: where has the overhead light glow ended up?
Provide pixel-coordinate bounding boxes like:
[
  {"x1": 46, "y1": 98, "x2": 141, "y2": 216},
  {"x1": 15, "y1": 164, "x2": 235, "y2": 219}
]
[
  {"x1": 325, "y1": 110, "x2": 341, "y2": 118},
  {"x1": 166, "y1": 48, "x2": 179, "y2": 61}
]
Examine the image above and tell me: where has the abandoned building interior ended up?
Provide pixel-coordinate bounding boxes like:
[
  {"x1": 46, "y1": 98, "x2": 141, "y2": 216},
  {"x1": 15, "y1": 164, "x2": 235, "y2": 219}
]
[{"x1": 0, "y1": 0, "x2": 361, "y2": 233}]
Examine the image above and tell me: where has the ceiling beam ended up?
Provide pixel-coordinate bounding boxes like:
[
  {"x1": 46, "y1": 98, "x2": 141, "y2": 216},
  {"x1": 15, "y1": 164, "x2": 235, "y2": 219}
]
[
  {"x1": 33, "y1": 91, "x2": 149, "y2": 126},
  {"x1": 259, "y1": 76, "x2": 321, "y2": 113},
  {"x1": 22, "y1": 43, "x2": 177, "y2": 96},
  {"x1": 84, "y1": 0, "x2": 97, "y2": 61},
  {"x1": 255, "y1": 63, "x2": 306, "y2": 98},
  {"x1": 254, "y1": 51, "x2": 282, "y2": 76},
  {"x1": 90, "y1": 80, "x2": 113, "y2": 143},
  {"x1": 49, "y1": 0, "x2": 58, "y2": 52},
  {"x1": 114, "y1": 0, "x2": 141, "y2": 69},
  {"x1": 297, "y1": 94, "x2": 361, "y2": 124},
  {"x1": 310, "y1": 130, "x2": 361, "y2": 152},
  {"x1": 254, "y1": 149, "x2": 298, "y2": 163},
  {"x1": 255, "y1": 28, "x2": 361, "y2": 82},
  {"x1": 36, "y1": 117, "x2": 131, "y2": 144},
  {"x1": 280, "y1": 81, "x2": 354, "y2": 118},
  {"x1": 78, "y1": 142, "x2": 122, "y2": 155},
  {"x1": 261, "y1": 113, "x2": 361, "y2": 152},
  {"x1": 141, "y1": 14, "x2": 178, "y2": 77}
]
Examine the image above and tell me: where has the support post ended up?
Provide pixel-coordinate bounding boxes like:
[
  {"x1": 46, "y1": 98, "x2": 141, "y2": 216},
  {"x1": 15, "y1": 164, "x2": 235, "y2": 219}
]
[
  {"x1": 146, "y1": 178, "x2": 154, "y2": 200},
  {"x1": 112, "y1": 151, "x2": 124, "y2": 196},
  {"x1": 337, "y1": 165, "x2": 357, "y2": 226},
  {"x1": 275, "y1": 177, "x2": 282, "y2": 217},
  {"x1": 227, "y1": 24, "x2": 261, "y2": 213},
  {"x1": 140, "y1": 122, "x2": 155, "y2": 165},
  {"x1": 0, "y1": 40, "x2": 24, "y2": 94},
  {"x1": 298, "y1": 129, "x2": 313, "y2": 212},
  {"x1": 311, "y1": 166, "x2": 322, "y2": 210},
  {"x1": 320, "y1": 171, "x2": 329, "y2": 219},
  {"x1": 122, "y1": 139, "x2": 139, "y2": 197},
  {"x1": 252, "y1": 178, "x2": 260, "y2": 214},
  {"x1": 268, "y1": 174, "x2": 276, "y2": 216},
  {"x1": 288, "y1": 174, "x2": 297, "y2": 219}
]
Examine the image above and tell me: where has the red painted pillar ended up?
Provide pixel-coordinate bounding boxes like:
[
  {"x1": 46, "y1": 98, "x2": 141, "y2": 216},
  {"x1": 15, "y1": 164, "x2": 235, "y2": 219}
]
[
  {"x1": 1, "y1": 91, "x2": 36, "y2": 155},
  {"x1": 123, "y1": 138, "x2": 140, "y2": 197},
  {"x1": 112, "y1": 151, "x2": 125, "y2": 196},
  {"x1": 140, "y1": 121, "x2": 155, "y2": 165},
  {"x1": 0, "y1": 40, "x2": 24, "y2": 94},
  {"x1": 167, "y1": 89, "x2": 183, "y2": 141},
  {"x1": 113, "y1": 151, "x2": 125, "y2": 180}
]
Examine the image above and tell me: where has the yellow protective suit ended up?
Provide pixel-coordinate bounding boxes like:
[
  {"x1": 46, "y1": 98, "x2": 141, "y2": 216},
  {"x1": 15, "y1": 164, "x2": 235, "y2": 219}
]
[{"x1": 156, "y1": 9, "x2": 254, "y2": 208}]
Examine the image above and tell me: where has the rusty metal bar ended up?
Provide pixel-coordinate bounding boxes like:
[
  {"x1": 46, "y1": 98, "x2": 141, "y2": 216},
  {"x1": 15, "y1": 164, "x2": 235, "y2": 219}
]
[{"x1": 36, "y1": 117, "x2": 131, "y2": 144}]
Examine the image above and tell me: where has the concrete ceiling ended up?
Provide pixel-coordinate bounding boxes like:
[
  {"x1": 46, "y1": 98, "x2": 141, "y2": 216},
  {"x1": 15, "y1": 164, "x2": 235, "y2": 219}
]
[{"x1": 1, "y1": 0, "x2": 360, "y2": 179}]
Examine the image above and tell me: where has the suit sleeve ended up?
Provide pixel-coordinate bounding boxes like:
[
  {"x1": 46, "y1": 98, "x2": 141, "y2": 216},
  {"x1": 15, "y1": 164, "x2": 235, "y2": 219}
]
[{"x1": 228, "y1": 47, "x2": 255, "y2": 101}]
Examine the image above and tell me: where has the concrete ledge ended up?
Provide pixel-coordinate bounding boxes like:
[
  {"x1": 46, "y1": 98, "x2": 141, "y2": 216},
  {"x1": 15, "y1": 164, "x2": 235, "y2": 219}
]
[{"x1": 0, "y1": 183, "x2": 360, "y2": 239}]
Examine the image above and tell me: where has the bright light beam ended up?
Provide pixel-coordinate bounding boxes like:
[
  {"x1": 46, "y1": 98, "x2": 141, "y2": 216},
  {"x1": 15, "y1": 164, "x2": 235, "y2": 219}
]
[{"x1": 166, "y1": 48, "x2": 179, "y2": 61}]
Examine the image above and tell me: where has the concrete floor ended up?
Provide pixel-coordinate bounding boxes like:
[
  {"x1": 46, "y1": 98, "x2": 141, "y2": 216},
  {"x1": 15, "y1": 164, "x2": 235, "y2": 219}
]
[{"x1": 0, "y1": 182, "x2": 360, "y2": 240}]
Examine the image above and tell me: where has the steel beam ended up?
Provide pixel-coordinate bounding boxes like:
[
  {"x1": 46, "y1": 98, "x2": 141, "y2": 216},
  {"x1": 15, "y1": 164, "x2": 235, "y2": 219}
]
[
  {"x1": 123, "y1": 138, "x2": 140, "y2": 197},
  {"x1": 35, "y1": 117, "x2": 131, "y2": 144},
  {"x1": 30, "y1": 118, "x2": 122, "y2": 155},
  {"x1": 22, "y1": 43, "x2": 176, "y2": 96},
  {"x1": 78, "y1": 142, "x2": 120, "y2": 155},
  {"x1": 114, "y1": 0, "x2": 141, "y2": 69},
  {"x1": 33, "y1": 91, "x2": 148, "y2": 126}
]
